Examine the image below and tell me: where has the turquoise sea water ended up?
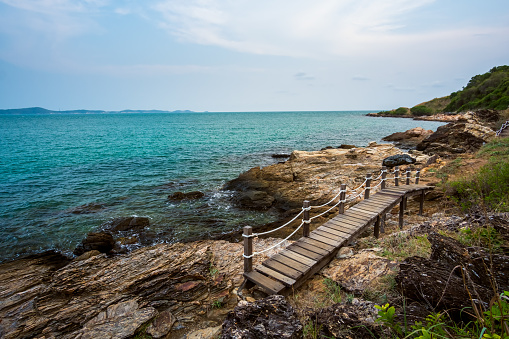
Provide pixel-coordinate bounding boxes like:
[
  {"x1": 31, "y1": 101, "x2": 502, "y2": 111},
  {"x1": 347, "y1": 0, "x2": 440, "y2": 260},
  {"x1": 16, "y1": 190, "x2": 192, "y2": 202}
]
[{"x1": 0, "y1": 111, "x2": 444, "y2": 260}]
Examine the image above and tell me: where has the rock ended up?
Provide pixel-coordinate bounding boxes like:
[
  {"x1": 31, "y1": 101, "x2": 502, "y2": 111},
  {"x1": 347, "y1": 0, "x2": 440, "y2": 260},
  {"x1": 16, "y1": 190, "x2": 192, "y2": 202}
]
[
  {"x1": 146, "y1": 310, "x2": 176, "y2": 338},
  {"x1": 306, "y1": 301, "x2": 383, "y2": 339},
  {"x1": 416, "y1": 122, "x2": 496, "y2": 156},
  {"x1": 67, "y1": 202, "x2": 106, "y2": 214},
  {"x1": 336, "y1": 247, "x2": 354, "y2": 259},
  {"x1": 382, "y1": 127, "x2": 434, "y2": 149},
  {"x1": 397, "y1": 233, "x2": 509, "y2": 318},
  {"x1": 103, "y1": 216, "x2": 150, "y2": 232},
  {"x1": 0, "y1": 238, "x2": 288, "y2": 339},
  {"x1": 168, "y1": 191, "x2": 205, "y2": 200},
  {"x1": 339, "y1": 144, "x2": 356, "y2": 149},
  {"x1": 76, "y1": 300, "x2": 157, "y2": 339},
  {"x1": 221, "y1": 295, "x2": 302, "y2": 339},
  {"x1": 368, "y1": 141, "x2": 377, "y2": 147},
  {"x1": 271, "y1": 154, "x2": 291, "y2": 159},
  {"x1": 75, "y1": 250, "x2": 102, "y2": 261},
  {"x1": 187, "y1": 325, "x2": 221, "y2": 338},
  {"x1": 73, "y1": 232, "x2": 115, "y2": 256},
  {"x1": 323, "y1": 251, "x2": 398, "y2": 293},
  {"x1": 225, "y1": 144, "x2": 404, "y2": 211},
  {"x1": 236, "y1": 190, "x2": 275, "y2": 210},
  {"x1": 382, "y1": 154, "x2": 416, "y2": 168}
]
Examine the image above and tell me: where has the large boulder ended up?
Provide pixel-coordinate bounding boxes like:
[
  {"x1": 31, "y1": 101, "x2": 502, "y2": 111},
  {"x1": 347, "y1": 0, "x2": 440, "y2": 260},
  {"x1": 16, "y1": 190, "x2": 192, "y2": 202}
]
[
  {"x1": 73, "y1": 232, "x2": 115, "y2": 256},
  {"x1": 382, "y1": 154, "x2": 416, "y2": 168},
  {"x1": 382, "y1": 127, "x2": 434, "y2": 149},
  {"x1": 416, "y1": 122, "x2": 496, "y2": 157},
  {"x1": 168, "y1": 191, "x2": 205, "y2": 201},
  {"x1": 102, "y1": 216, "x2": 150, "y2": 232},
  {"x1": 221, "y1": 295, "x2": 303, "y2": 339}
]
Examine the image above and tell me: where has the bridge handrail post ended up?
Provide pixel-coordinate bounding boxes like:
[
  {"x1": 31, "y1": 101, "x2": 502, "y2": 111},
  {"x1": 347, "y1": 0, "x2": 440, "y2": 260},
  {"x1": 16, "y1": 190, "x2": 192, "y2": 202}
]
[
  {"x1": 338, "y1": 184, "x2": 346, "y2": 214},
  {"x1": 381, "y1": 166, "x2": 387, "y2": 189},
  {"x1": 395, "y1": 166, "x2": 400, "y2": 186},
  {"x1": 364, "y1": 173, "x2": 372, "y2": 199},
  {"x1": 406, "y1": 168, "x2": 411, "y2": 185},
  {"x1": 303, "y1": 200, "x2": 310, "y2": 237},
  {"x1": 415, "y1": 169, "x2": 421, "y2": 185},
  {"x1": 243, "y1": 226, "x2": 253, "y2": 273}
]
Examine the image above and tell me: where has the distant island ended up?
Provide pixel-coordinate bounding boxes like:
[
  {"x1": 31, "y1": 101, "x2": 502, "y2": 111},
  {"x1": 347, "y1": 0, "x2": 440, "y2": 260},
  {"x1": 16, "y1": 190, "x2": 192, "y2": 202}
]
[{"x1": 0, "y1": 107, "x2": 194, "y2": 115}]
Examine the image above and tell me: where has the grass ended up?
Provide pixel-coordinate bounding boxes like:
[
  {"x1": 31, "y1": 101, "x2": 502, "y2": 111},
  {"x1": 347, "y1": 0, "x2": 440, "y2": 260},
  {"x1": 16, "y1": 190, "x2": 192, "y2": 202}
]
[
  {"x1": 303, "y1": 318, "x2": 323, "y2": 339},
  {"x1": 379, "y1": 235, "x2": 431, "y2": 261}
]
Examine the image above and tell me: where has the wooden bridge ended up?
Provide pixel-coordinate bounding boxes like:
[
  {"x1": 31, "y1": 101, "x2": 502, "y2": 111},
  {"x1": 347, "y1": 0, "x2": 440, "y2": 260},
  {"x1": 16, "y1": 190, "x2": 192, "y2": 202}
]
[{"x1": 241, "y1": 166, "x2": 434, "y2": 295}]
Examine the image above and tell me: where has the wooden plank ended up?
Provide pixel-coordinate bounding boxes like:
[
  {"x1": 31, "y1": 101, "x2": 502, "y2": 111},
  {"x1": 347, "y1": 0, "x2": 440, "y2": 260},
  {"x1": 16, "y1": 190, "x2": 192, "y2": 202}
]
[
  {"x1": 291, "y1": 239, "x2": 330, "y2": 256},
  {"x1": 262, "y1": 258, "x2": 302, "y2": 280},
  {"x1": 340, "y1": 212, "x2": 372, "y2": 223},
  {"x1": 255, "y1": 265, "x2": 296, "y2": 287},
  {"x1": 322, "y1": 224, "x2": 359, "y2": 238},
  {"x1": 313, "y1": 229, "x2": 341, "y2": 241},
  {"x1": 300, "y1": 237, "x2": 335, "y2": 252},
  {"x1": 309, "y1": 233, "x2": 341, "y2": 247},
  {"x1": 281, "y1": 249, "x2": 318, "y2": 267},
  {"x1": 244, "y1": 270, "x2": 285, "y2": 294},
  {"x1": 349, "y1": 206, "x2": 379, "y2": 215},
  {"x1": 286, "y1": 243, "x2": 324, "y2": 261},
  {"x1": 270, "y1": 253, "x2": 311, "y2": 273},
  {"x1": 350, "y1": 205, "x2": 384, "y2": 215},
  {"x1": 318, "y1": 225, "x2": 351, "y2": 238},
  {"x1": 329, "y1": 216, "x2": 365, "y2": 228}
]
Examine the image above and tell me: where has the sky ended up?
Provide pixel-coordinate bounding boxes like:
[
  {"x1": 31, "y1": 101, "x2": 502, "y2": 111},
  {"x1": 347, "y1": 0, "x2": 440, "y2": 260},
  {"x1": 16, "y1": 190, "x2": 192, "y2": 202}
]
[{"x1": 0, "y1": 0, "x2": 508, "y2": 112}]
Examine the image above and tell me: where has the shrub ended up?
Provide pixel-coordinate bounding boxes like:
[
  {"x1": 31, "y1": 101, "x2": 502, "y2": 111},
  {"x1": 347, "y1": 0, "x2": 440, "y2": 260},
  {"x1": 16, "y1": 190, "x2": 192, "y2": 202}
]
[
  {"x1": 393, "y1": 107, "x2": 409, "y2": 116},
  {"x1": 410, "y1": 105, "x2": 433, "y2": 116}
]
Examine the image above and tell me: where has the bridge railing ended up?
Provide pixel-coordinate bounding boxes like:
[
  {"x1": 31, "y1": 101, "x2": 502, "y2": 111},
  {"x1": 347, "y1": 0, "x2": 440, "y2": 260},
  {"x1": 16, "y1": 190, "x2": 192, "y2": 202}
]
[
  {"x1": 243, "y1": 165, "x2": 422, "y2": 273},
  {"x1": 496, "y1": 120, "x2": 509, "y2": 136}
]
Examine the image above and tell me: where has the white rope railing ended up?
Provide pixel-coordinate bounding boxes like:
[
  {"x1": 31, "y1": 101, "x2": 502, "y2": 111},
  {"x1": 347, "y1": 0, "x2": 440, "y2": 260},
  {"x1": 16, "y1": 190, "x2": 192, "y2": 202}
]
[
  {"x1": 496, "y1": 120, "x2": 509, "y2": 136},
  {"x1": 242, "y1": 166, "x2": 422, "y2": 262},
  {"x1": 243, "y1": 209, "x2": 305, "y2": 238},
  {"x1": 243, "y1": 221, "x2": 304, "y2": 258}
]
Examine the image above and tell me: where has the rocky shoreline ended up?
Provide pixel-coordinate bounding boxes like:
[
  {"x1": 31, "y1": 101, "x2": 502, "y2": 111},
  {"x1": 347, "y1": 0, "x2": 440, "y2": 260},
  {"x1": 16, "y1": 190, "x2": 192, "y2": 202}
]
[{"x1": 0, "y1": 110, "x2": 505, "y2": 338}]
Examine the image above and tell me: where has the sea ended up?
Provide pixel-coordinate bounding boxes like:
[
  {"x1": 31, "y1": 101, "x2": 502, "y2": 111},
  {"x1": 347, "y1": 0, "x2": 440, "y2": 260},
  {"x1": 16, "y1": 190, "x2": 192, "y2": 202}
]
[{"x1": 0, "y1": 111, "x2": 445, "y2": 261}]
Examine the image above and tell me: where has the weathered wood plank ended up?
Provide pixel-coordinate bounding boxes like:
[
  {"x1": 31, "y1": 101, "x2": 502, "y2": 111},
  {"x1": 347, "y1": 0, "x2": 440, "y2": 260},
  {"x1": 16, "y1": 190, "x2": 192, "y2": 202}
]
[
  {"x1": 291, "y1": 239, "x2": 330, "y2": 256},
  {"x1": 313, "y1": 229, "x2": 342, "y2": 241},
  {"x1": 309, "y1": 233, "x2": 341, "y2": 247},
  {"x1": 281, "y1": 250, "x2": 318, "y2": 267},
  {"x1": 262, "y1": 259, "x2": 302, "y2": 280},
  {"x1": 300, "y1": 237, "x2": 335, "y2": 252},
  {"x1": 318, "y1": 225, "x2": 351, "y2": 238},
  {"x1": 244, "y1": 270, "x2": 285, "y2": 294},
  {"x1": 255, "y1": 265, "x2": 296, "y2": 287},
  {"x1": 286, "y1": 243, "x2": 324, "y2": 261},
  {"x1": 270, "y1": 253, "x2": 311, "y2": 273}
]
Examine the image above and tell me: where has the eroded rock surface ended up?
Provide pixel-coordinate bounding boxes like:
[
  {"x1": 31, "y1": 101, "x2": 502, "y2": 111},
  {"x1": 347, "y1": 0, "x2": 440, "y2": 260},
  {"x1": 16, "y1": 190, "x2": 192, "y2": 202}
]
[
  {"x1": 382, "y1": 127, "x2": 434, "y2": 149},
  {"x1": 221, "y1": 295, "x2": 302, "y2": 339},
  {"x1": 0, "y1": 238, "x2": 287, "y2": 339},
  {"x1": 225, "y1": 144, "x2": 407, "y2": 210}
]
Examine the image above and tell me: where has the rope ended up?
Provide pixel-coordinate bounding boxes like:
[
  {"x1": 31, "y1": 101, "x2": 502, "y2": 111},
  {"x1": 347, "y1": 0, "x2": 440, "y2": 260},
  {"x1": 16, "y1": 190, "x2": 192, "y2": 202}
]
[
  {"x1": 310, "y1": 189, "x2": 346, "y2": 209},
  {"x1": 243, "y1": 209, "x2": 304, "y2": 238},
  {"x1": 243, "y1": 221, "x2": 304, "y2": 258},
  {"x1": 310, "y1": 197, "x2": 344, "y2": 220},
  {"x1": 496, "y1": 120, "x2": 509, "y2": 136},
  {"x1": 351, "y1": 178, "x2": 368, "y2": 192},
  {"x1": 346, "y1": 189, "x2": 366, "y2": 202},
  {"x1": 374, "y1": 169, "x2": 386, "y2": 181}
]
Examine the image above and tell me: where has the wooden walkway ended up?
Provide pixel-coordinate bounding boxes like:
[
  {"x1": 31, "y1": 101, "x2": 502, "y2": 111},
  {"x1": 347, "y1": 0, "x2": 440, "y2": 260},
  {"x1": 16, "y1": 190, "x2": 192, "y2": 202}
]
[{"x1": 243, "y1": 183, "x2": 433, "y2": 295}]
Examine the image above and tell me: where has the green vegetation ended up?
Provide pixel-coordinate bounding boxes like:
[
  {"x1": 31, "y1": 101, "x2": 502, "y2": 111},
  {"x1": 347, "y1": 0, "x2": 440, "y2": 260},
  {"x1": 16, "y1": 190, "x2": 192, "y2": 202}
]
[
  {"x1": 445, "y1": 66, "x2": 509, "y2": 112},
  {"x1": 459, "y1": 226, "x2": 505, "y2": 252},
  {"x1": 375, "y1": 291, "x2": 509, "y2": 338},
  {"x1": 303, "y1": 318, "x2": 323, "y2": 339},
  {"x1": 410, "y1": 105, "x2": 433, "y2": 116},
  {"x1": 378, "y1": 107, "x2": 410, "y2": 116},
  {"x1": 323, "y1": 278, "x2": 342, "y2": 304}
]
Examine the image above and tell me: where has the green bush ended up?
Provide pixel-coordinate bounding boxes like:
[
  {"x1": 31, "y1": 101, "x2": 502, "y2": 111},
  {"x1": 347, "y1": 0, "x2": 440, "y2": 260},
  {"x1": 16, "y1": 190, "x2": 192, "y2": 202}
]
[
  {"x1": 410, "y1": 105, "x2": 433, "y2": 116},
  {"x1": 448, "y1": 161, "x2": 509, "y2": 212},
  {"x1": 393, "y1": 107, "x2": 409, "y2": 116}
]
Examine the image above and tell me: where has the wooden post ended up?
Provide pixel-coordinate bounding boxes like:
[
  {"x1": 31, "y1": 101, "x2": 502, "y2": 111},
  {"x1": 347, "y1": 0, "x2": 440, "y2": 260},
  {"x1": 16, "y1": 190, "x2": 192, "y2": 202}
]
[
  {"x1": 364, "y1": 173, "x2": 372, "y2": 199},
  {"x1": 303, "y1": 200, "x2": 310, "y2": 237},
  {"x1": 406, "y1": 169, "x2": 411, "y2": 185},
  {"x1": 415, "y1": 169, "x2": 421, "y2": 185},
  {"x1": 243, "y1": 226, "x2": 253, "y2": 273},
  {"x1": 399, "y1": 199, "x2": 405, "y2": 229},
  {"x1": 374, "y1": 216, "x2": 380, "y2": 239},
  {"x1": 395, "y1": 166, "x2": 400, "y2": 187},
  {"x1": 381, "y1": 166, "x2": 387, "y2": 190},
  {"x1": 419, "y1": 190, "x2": 425, "y2": 216},
  {"x1": 338, "y1": 184, "x2": 346, "y2": 214},
  {"x1": 381, "y1": 214, "x2": 385, "y2": 234}
]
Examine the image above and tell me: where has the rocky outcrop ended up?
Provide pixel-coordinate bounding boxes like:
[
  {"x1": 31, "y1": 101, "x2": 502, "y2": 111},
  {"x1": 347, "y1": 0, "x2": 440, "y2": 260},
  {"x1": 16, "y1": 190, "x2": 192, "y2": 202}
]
[
  {"x1": 396, "y1": 233, "x2": 509, "y2": 318},
  {"x1": 0, "y1": 238, "x2": 287, "y2": 339},
  {"x1": 168, "y1": 191, "x2": 205, "y2": 200},
  {"x1": 382, "y1": 154, "x2": 416, "y2": 168},
  {"x1": 73, "y1": 231, "x2": 115, "y2": 256},
  {"x1": 416, "y1": 121, "x2": 496, "y2": 157},
  {"x1": 102, "y1": 216, "x2": 150, "y2": 232},
  {"x1": 382, "y1": 127, "x2": 434, "y2": 149},
  {"x1": 306, "y1": 300, "x2": 383, "y2": 339},
  {"x1": 225, "y1": 144, "x2": 407, "y2": 211},
  {"x1": 221, "y1": 295, "x2": 303, "y2": 339}
]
